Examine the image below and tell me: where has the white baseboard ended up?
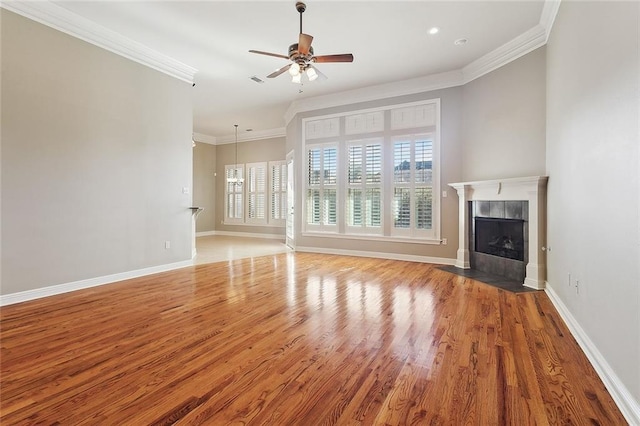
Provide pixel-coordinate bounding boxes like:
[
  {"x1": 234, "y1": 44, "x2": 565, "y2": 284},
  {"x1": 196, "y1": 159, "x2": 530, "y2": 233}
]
[
  {"x1": 196, "y1": 231, "x2": 217, "y2": 237},
  {"x1": 196, "y1": 230, "x2": 285, "y2": 241},
  {"x1": 295, "y1": 246, "x2": 456, "y2": 266},
  {"x1": 0, "y1": 259, "x2": 193, "y2": 306},
  {"x1": 545, "y1": 283, "x2": 640, "y2": 425}
]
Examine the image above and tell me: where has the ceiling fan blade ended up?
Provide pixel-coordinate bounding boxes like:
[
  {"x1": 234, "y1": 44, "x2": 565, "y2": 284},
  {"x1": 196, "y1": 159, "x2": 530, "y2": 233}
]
[
  {"x1": 267, "y1": 63, "x2": 292, "y2": 78},
  {"x1": 298, "y1": 33, "x2": 313, "y2": 55},
  {"x1": 249, "y1": 50, "x2": 289, "y2": 60},
  {"x1": 313, "y1": 54, "x2": 354, "y2": 63}
]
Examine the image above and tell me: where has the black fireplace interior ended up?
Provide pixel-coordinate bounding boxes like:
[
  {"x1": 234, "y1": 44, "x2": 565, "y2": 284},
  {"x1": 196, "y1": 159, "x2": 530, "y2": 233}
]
[{"x1": 475, "y1": 217, "x2": 525, "y2": 261}]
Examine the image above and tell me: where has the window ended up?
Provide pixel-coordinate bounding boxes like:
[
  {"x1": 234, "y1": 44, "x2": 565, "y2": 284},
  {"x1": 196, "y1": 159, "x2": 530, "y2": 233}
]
[
  {"x1": 302, "y1": 100, "x2": 440, "y2": 243},
  {"x1": 246, "y1": 162, "x2": 267, "y2": 224},
  {"x1": 306, "y1": 145, "x2": 338, "y2": 231},
  {"x1": 392, "y1": 135, "x2": 434, "y2": 237},
  {"x1": 270, "y1": 161, "x2": 287, "y2": 225},
  {"x1": 224, "y1": 164, "x2": 244, "y2": 224},
  {"x1": 346, "y1": 140, "x2": 382, "y2": 233},
  {"x1": 224, "y1": 160, "x2": 286, "y2": 226}
]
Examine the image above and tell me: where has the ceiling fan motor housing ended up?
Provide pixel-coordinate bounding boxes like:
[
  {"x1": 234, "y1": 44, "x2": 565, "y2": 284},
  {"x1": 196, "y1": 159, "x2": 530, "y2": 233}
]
[{"x1": 289, "y1": 43, "x2": 314, "y2": 60}]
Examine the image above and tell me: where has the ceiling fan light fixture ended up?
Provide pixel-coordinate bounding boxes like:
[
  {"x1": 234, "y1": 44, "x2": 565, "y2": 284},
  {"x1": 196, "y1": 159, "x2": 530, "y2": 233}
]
[
  {"x1": 288, "y1": 62, "x2": 300, "y2": 76},
  {"x1": 250, "y1": 2, "x2": 353, "y2": 83},
  {"x1": 306, "y1": 66, "x2": 318, "y2": 81}
]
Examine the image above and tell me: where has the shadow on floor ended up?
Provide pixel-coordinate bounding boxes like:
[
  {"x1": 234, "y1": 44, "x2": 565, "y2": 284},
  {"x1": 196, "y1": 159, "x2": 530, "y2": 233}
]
[{"x1": 437, "y1": 265, "x2": 539, "y2": 293}]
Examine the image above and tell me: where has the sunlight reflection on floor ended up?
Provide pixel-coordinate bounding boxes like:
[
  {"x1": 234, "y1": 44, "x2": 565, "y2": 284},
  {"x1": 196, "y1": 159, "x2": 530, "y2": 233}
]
[{"x1": 194, "y1": 235, "x2": 291, "y2": 265}]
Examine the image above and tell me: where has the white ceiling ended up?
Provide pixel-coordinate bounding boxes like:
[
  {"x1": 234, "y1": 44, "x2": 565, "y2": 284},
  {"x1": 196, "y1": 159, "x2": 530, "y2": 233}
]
[{"x1": 51, "y1": 0, "x2": 546, "y2": 140}]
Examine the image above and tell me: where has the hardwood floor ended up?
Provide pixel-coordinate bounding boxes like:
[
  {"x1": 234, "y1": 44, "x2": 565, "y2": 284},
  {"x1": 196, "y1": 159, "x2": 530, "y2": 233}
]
[{"x1": 0, "y1": 253, "x2": 626, "y2": 425}]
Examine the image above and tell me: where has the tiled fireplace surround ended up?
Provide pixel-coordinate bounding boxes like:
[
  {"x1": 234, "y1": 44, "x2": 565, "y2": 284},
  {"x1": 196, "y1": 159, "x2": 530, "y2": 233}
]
[{"x1": 449, "y1": 176, "x2": 548, "y2": 290}]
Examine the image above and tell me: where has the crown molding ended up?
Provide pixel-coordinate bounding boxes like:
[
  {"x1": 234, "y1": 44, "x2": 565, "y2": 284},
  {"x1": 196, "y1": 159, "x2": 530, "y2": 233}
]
[
  {"x1": 539, "y1": 0, "x2": 562, "y2": 42},
  {"x1": 193, "y1": 132, "x2": 217, "y2": 145},
  {"x1": 284, "y1": 70, "x2": 464, "y2": 125},
  {"x1": 1, "y1": 0, "x2": 197, "y2": 84},
  {"x1": 216, "y1": 127, "x2": 287, "y2": 145},
  {"x1": 462, "y1": 24, "x2": 546, "y2": 84}
]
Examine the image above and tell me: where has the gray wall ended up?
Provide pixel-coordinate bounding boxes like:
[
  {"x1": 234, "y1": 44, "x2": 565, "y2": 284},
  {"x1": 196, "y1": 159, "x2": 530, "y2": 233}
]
[
  {"x1": 215, "y1": 136, "x2": 286, "y2": 236},
  {"x1": 1, "y1": 10, "x2": 194, "y2": 295},
  {"x1": 288, "y1": 47, "x2": 546, "y2": 259},
  {"x1": 462, "y1": 46, "x2": 546, "y2": 181},
  {"x1": 546, "y1": 1, "x2": 640, "y2": 405},
  {"x1": 193, "y1": 142, "x2": 216, "y2": 232}
]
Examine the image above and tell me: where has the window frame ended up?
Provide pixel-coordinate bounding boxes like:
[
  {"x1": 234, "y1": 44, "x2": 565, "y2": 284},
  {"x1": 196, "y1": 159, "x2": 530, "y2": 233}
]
[{"x1": 301, "y1": 99, "x2": 441, "y2": 244}]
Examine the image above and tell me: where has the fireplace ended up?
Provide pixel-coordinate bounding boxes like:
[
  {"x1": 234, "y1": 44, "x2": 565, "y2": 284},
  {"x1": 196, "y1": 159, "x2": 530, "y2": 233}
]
[
  {"x1": 470, "y1": 201, "x2": 528, "y2": 282},
  {"x1": 475, "y1": 217, "x2": 525, "y2": 261},
  {"x1": 449, "y1": 176, "x2": 548, "y2": 290}
]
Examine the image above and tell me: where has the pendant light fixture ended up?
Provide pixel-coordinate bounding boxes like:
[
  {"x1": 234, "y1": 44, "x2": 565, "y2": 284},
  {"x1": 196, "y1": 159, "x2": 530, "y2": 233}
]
[{"x1": 227, "y1": 124, "x2": 244, "y2": 186}]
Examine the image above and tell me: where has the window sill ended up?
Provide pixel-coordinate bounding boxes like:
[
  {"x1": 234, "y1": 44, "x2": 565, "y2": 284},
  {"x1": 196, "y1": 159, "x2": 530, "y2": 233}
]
[
  {"x1": 301, "y1": 232, "x2": 443, "y2": 245},
  {"x1": 223, "y1": 222, "x2": 285, "y2": 228}
]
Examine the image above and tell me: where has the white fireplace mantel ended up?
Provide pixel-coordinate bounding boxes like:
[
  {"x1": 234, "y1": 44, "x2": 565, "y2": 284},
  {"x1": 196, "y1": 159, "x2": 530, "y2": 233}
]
[{"x1": 449, "y1": 176, "x2": 549, "y2": 290}]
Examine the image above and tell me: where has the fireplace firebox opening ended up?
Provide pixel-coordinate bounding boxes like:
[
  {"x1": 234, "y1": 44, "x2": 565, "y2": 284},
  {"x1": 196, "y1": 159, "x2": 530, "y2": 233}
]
[{"x1": 475, "y1": 217, "x2": 525, "y2": 261}]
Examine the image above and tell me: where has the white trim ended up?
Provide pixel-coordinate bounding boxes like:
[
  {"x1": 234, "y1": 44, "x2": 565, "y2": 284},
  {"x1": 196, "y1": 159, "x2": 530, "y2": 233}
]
[
  {"x1": 0, "y1": 260, "x2": 193, "y2": 306},
  {"x1": 449, "y1": 176, "x2": 548, "y2": 289},
  {"x1": 193, "y1": 132, "x2": 217, "y2": 145},
  {"x1": 217, "y1": 127, "x2": 286, "y2": 145},
  {"x1": 545, "y1": 283, "x2": 640, "y2": 425},
  {"x1": 285, "y1": 70, "x2": 463, "y2": 125},
  {"x1": 0, "y1": 1, "x2": 197, "y2": 84},
  {"x1": 197, "y1": 230, "x2": 285, "y2": 241},
  {"x1": 301, "y1": 232, "x2": 444, "y2": 246},
  {"x1": 462, "y1": 25, "x2": 547, "y2": 84},
  {"x1": 221, "y1": 222, "x2": 284, "y2": 228},
  {"x1": 539, "y1": 0, "x2": 562, "y2": 42},
  {"x1": 295, "y1": 246, "x2": 455, "y2": 266},
  {"x1": 196, "y1": 231, "x2": 217, "y2": 237}
]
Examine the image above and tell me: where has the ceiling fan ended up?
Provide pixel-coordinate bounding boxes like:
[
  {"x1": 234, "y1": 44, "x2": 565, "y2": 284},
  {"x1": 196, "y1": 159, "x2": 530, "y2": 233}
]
[{"x1": 249, "y1": 1, "x2": 354, "y2": 83}]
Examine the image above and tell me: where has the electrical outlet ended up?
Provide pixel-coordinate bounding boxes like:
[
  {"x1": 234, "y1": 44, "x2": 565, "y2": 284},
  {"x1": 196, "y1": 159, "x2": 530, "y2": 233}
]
[
  {"x1": 442, "y1": 190, "x2": 447, "y2": 198},
  {"x1": 442, "y1": 238, "x2": 447, "y2": 245}
]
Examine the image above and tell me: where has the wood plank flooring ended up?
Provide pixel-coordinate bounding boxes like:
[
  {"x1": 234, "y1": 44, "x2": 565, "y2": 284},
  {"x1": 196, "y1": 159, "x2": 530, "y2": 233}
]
[{"x1": 0, "y1": 253, "x2": 626, "y2": 425}]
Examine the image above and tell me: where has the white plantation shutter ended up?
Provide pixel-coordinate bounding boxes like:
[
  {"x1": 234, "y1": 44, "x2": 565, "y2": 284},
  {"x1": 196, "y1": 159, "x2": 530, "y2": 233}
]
[
  {"x1": 246, "y1": 162, "x2": 267, "y2": 224},
  {"x1": 346, "y1": 140, "x2": 382, "y2": 233},
  {"x1": 224, "y1": 164, "x2": 244, "y2": 223},
  {"x1": 348, "y1": 146, "x2": 362, "y2": 184},
  {"x1": 269, "y1": 161, "x2": 287, "y2": 224},
  {"x1": 305, "y1": 145, "x2": 338, "y2": 230},
  {"x1": 324, "y1": 148, "x2": 337, "y2": 185},
  {"x1": 415, "y1": 138, "x2": 433, "y2": 230},
  {"x1": 392, "y1": 135, "x2": 434, "y2": 236}
]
